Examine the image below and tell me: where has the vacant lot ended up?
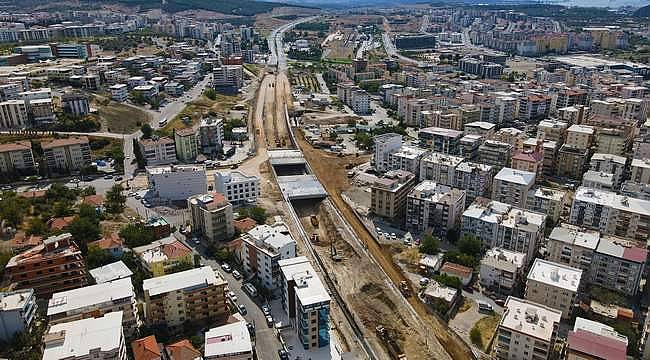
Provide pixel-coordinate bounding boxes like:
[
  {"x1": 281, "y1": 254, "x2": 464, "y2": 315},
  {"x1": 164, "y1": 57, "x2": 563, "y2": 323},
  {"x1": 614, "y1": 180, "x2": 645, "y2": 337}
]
[
  {"x1": 159, "y1": 94, "x2": 242, "y2": 136},
  {"x1": 93, "y1": 99, "x2": 152, "y2": 134}
]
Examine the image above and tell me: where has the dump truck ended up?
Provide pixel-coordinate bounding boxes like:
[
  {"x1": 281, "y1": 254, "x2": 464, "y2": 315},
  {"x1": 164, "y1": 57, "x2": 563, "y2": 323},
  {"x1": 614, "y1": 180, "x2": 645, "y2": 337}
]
[{"x1": 310, "y1": 215, "x2": 319, "y2": 227}]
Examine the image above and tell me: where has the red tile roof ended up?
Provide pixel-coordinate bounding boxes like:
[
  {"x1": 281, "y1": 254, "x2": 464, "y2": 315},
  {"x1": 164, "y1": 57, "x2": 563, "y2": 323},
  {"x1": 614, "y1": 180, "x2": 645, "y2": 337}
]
[
  {"x1": 440, "y1": 262, "x2": 473, "y2": 279},
  {"x1": 9, "y1": 231, "x2": 43, "y2": 250},
  {"x1": 47, "y1": 216, "x2": 76, "y2": 230},
  {"x1": 131, "y1": 336, "x2": 161, "y2": 360},
  {"x1": 89, "y1": 233, "x2": 123, "y2": 251},
  {"x1": 82, "y1": 194, "x2": 105, "y2": 207},
  {"x1": 161, "y1": 240, "x2": 192, "y2": 259},
  {"x1": 165, "y1": 339, "x2": 201, "y2": 360},
  {"x1": 0, "y1": 140, "x2": 31, "y2": 153},
  {"x1": 41, "y1": 136, "x2": 89, "y2": 149},
  {"x1": 17, "y1": 190, "x2": 46, "y2": 198},
  {"x1": 234, "y1": 217, "x2": 257, "y2": 233},
  {"x1": 567, "y1": 329, "x2": 626, "y2": 360},
  {"x1": 623, "y1": 246, "x2": 648, "y2": 263}
]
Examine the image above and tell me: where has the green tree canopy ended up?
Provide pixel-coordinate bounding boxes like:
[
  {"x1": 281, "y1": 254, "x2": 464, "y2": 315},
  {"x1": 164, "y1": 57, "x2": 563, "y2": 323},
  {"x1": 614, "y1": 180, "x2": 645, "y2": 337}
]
[
  {"x1": 105, "y1": 184, "x2": 126, "y2": 214},
  {"x1": 141, "y1": 123, "x2": 153, "y2": 139},
  {"x1": 419, "y1": 234, "x2": 440, "y2": 255},
  {"x1": 119, "y1": 222, "x2": 155, "y2": 248},
  {"x1": 86, "y1": 244, "x2": 114, "y2": 269}
]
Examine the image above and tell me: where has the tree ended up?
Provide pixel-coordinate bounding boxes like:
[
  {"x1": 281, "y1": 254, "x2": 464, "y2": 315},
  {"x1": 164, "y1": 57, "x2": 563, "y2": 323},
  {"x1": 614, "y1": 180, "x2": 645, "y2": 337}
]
[
  {"x1": 204, "y1": 88, "x2": 217, "y2": 101},
  {"x1": 419, "y1": 234, "x2": 440, "y2": 255},
  {"x1": 119, "y1": 223, "x2": 155, "y2": 248},
  {"x1": 81, "y1": 186, "x2": 96, "y2": 196},
  {"x1": 239, "y1": 206, "x2": 267, "y2": 224},
  {"x1": 434, "y1": 273, "x2": 463, "y2": 290},
  {"x1": 26, "y1": 218, "x2": 47, "y2": 236},
  {"x1": 457, "y1": 234, "x2": 482, "y2": 257},
  {"x1": 470, "y1": 327, "x2": 482, "y2": 347},
  {"x1": 141, "y1": 123, "x2": 153, "y2": 139},
  {"x1": 443, "y1": 249, "x2": 477, "y2": 268},
  {"x1": 86, "y1": 244, "x2": 114, "y2": 269},
  {"x1": 0, "y1": 192, "x2": 28, "y2": 227},
  {"x1": 78, "y1": 203, "x2": 99, "y2": 221},
  {"x1": 67, "y1": 217, "x2": 101, "y2": 253},
  {"x1": 105, "y1": 184, "x2": 126, "y2": 214}
]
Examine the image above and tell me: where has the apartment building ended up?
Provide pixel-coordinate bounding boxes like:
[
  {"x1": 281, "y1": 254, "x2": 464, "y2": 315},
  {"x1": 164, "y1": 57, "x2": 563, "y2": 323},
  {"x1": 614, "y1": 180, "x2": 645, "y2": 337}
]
[
  {"x1": 566, "y1": 124, "x2": 596, "y2": 150},
  {"x1": 133, "y1": 236, "x2": 193, "y2": 277},
  {"x1": 0, "y1": 99, "x2": 28, "y2": 129},
  {"x1": 478, "y1": 140, "x2": 513, "y2": 171},
  {"x1": 173, "y1": 128, "x2": 198, "y2": 163},
  {"x1": 537, "y1": 119, "x2": 568, "y2": 144},
  {"x1": 188, "y1": 192, "x2": 235, "y2": 244},
  {"x1": 47, "y1": 277, "x2": 138, "y2": 337},
  {"x1": 570, "y1": 187, "x2": 650, "y2": 243},
  {"x1": 493, "y1": 297, "x2": 561, "y2": 360},
  {"x1": 418, "y1": 127, "x2": 463, "y2": 154},
  {"x1": 41, "y1": 136, "x2": 91, "y2": 173},
  {"x1": 459, "y1": 134, "x2": 482, "y2": 160},
  {"x1": 198, "y1": 117, "x2": 224, "y2": 156},
  {"x1": 480, "y1": 248, "x2": 527, "y2": 295},
  {"x1": 373, "y1": 133, "x2": 402, "y2": 172},
  {"x1": 631, "y1": 158, "x2": 650, "y2": 184},
  {"x1": 147, "y1": 165, "x2": 207, "y2": 201},
  {"x1": 546, "y1": 223, "x2": 600, "y2": 273},
  {"x1": 523, "y1": 138, "x2": 558, "y2": 177},
  {"x1": 556, "y1": 88, "x2": 587, "y2": 110},
  {"x1": 419, "y1": 152, "x2": 464, "y2": 184},
  {"x1": 492, "y1": 168, "x2": 536, "y2": 209},
  {"x1": 492, "y1": 127, "x2": 526, "y2": 150},
  {"x1": 109, "y1": 84, "x2": 128, "y2": 102},
  {"x1": 0, "y1": 140, "x2": 35, "y2": 173},
  {"x1": 388, "y1": 145, "x2": 428, "y2": 177},
  {"x1": 595, "y1": 127, "x2": 631, "y2": 156},
  {"x1": 464, "y1": 121, "x2": 496, "y2": 137},
  {"x1": 589, "y1": 153, "x2": 627, "y2": 189},
  {"x1": 214, "y1": 171, "x2": 260, "y2": 206},
  {"x1": 241, "y1": 222, "x2": 296, "y2": 290},
  {"x1": 405, "y1": 181, "x2": 466, "y2": 236},
  {"x1": 453, "y1": 161, "x2": 494, "y2": 202},
  {"x1": 525, "y1": 186, "x2": 568, "y2": 224},
  {"x1": 525, "y1": 258, "x2": 583, "y2": 319},
  {"x1": 462, "y1": 198, "x2": 546, "y2": 259},
  {"x1": 518, "y1": 94, "x2": 551, "y2": 122},
  {"x1": 204, "y1": 318, "x2": 253, "y2": 360},
  {"x1": 4, "y1": 233, "x2": 86, "y2": 298},
  {"x1": 139, "y1": 137, "x2": 177, "y2": 166},
  {"x1": 557, "y1": 145, "x2": 589, "y2": 179},
  {"x1": 278, "y1": 257, "x2": 331, "y2": 350},
  {"x1": 0, "y1": 289, "x2": 37, "y2": 342},
  {"x1": 42, "y1": 312, "x2": 127, "y2": 360},
  {"x1": 511, "y1": 146, "x2": 544, "y2": 179},
  {"x1": 582, "y1": 170, "x2": 614, "y2": 190},
  {"x1": 566, "y1": 318, "x2": 628, "y2": 360},
  {"x1": 142, "y1": 266, "x2": 228, "y2": 329},
  {"x1": 370, "y1": 170, "x2": 417, "y2": 223},
  {"x1": 350, "y1": 88, "x2": 370, "y2": 115},
  {"x1": 61, "y1": 92, "x2": 90, "y2": 117},
  {"x1": 213, "y1": 65, "x2": 243, "y2": 88},
  {"x1": 589, "y1": 236, "x2": 647, "y2": 296}
]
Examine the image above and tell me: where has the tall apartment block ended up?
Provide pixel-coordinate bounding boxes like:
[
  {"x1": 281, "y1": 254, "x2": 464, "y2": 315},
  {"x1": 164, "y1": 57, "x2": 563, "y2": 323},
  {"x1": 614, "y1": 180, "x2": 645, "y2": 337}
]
[
  {"x1": 405, "y1": 181, "x2": 466, "y2": 237},
  {"x1": 525, "y1": 258, "x2": 583, "y2": 319},
  {"x1": 188, "y1": 192, "x2": 235, "y2": 244},
  {"x1": 41, "y1": 136, "x2": 91, "y2": 173},
  {"x1": 241, "y1": 222, "x2": 296, "y2": 290}
]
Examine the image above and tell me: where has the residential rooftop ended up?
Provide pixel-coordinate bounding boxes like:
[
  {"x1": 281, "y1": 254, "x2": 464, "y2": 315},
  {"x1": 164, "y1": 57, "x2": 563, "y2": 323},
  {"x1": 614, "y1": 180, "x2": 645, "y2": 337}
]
[
  {"x1": 575, "y1": 187, "x2": 650, "y2": 216},
  {"x1": 88, "y1": 261, "x2": 133, "y2": 284},
  {"x1": 0, "y1": 289, "x2": 34, "y2": 311},
  {"x1": 278, "y1": 256, "x2": 331, "y2": 307},
  {"x1": 494, "y1": 167, "x2": 535, "y2": 186},
  {"x1": 42, "y1": 312, "x2": 123, "y2": 360},
  {"x1": 500, "y1": 296, "x2": 561, "y2": 342},
  {"x1": 527, "y1": 258, "x2": 582, "y2": 292},
  {"x1": 204, "y1": 319, "x2": 252, "y2": 358},
  {"x1": 548, "y1": 223, "x2": 600, "y2": 250},
  {"x1": 47, "y1": 277, "x2": 133, "y2": 317},
  {"x1": 142, "y1": 266, "x2": 225, "y2": 297}
]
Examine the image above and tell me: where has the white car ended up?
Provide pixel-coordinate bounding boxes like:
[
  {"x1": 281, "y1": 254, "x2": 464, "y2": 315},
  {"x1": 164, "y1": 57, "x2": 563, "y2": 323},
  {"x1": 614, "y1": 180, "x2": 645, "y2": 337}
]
[{"x1": 228, "y1": 291, "x2": 237, "y2": 302}]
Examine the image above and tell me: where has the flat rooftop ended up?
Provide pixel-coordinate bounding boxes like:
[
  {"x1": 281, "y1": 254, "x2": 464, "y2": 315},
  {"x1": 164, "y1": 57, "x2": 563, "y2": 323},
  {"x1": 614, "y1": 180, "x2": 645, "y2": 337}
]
[
  {"x1": 42, "y1": 312, "x2": 123, "y2": 360},
  {"x1": 279, "y1": 256, "x2": 330, "y2": 307},
  {"x1": 204, "y1": 319, "x2": 252, "y2": 358},
  {"x1": 47, "y1": 277, "x2": 133, "y2": 316},
  {"x1": 495, "y1": 167, "x2": 535, "y2": 186},
  {"x1": 142, "y1": 266, "x2": 224, "y2": 297},
  {"x1": 268, "y1": 149, "x2": 307, "y2": 166},
  {"x1": 575, "y1": 186, "x2": 650, "y2": 216},
  {"x1": 277, "y1": 175, "x2": 327, "y2": 200},
  {"x1": 500, "y1": 296, "x2": 561, "y2": 342},
  {"x1": 0, "y1": 289, "x2": 34, "y2": 311},
  {"x1": 527, "y1": 258, "x2": 582, "y2": 292},
  {"x1": 89, "y1": 261, "x2": 133, "y2": 284},
  {"x1": 549, "y1": 224, "x2": 599, "y2": 250}
]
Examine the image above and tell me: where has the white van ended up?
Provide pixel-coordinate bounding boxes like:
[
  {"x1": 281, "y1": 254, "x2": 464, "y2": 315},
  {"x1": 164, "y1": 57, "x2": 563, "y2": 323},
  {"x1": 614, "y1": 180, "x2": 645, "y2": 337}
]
[
  {"x1": 158, "y1": 118, "x2": 167, "y2": 127},
  {"x1": 243, "y1": 283, "x2": 258, "y2": 297}
]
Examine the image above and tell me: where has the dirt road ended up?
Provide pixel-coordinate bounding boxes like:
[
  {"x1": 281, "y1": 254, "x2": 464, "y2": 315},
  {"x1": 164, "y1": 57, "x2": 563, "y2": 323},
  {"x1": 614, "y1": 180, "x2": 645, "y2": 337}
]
[{"x1": 295, "y1": 129, "x2": 474, "y2": 360}]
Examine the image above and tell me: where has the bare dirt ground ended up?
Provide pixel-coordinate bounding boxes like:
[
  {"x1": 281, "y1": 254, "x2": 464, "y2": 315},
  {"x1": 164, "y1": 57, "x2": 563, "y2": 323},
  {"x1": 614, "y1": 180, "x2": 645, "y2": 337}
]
[
  {"x1": 302, "y1": 112, "x2": 360, "y2": 126},
  {"x1": 295, "y1": 129, "x2": 474, "y2": 360}
]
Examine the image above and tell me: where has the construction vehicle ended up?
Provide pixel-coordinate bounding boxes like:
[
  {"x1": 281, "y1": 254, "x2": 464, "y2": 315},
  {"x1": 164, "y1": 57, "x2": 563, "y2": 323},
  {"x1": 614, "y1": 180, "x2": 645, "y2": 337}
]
[
  {"x1": 399, "y1": 281, "x2": 411, "y2": 297},
  {"x1": 310, "y1": 233, "x2": 319, "y2": 243},
  {"x1": 375, "y1": 325, "x2": 406, "y2": 360},
  {"x1": 310, "y1": 215, "x2": 319, "y2": 227}
]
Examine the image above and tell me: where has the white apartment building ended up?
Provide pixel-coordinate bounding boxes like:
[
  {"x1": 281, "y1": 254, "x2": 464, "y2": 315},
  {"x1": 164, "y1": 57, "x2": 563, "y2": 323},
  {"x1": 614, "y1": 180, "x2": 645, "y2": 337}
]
[
  {"x1": 188, "y1": 192, "x2": 234, "y2": 244},
  {"x1": 0, "y1": 289, "x2": 37, "y2": 342},
  {"x1": 405, "y1": 181, "x2": 466, "y2": 236},
  {"x1": 570, "y1": 187, "x2": 650, "y2": 243},
  {"x1": 199, "y1": 117, "x2": 224, "y2": 155},
  {"x1": 139, "y1": 137, "x2": 177, "y2": 166},
  {"x1": 536, "y1": 119, "x2": 568, "y2": 144},
  {"x1": 42, "y1": 312, "x2": 127, "y2": 360},
  {"x1": 589, "y1": 153, "x2": 627, "y2": 189},
  {"x1": 525, "y1": 186, "x2": 568, "y2": 223},
  {"x1": 419, "y1": 152, "x2": 464, "y2": 184},
  {"x1": 525, "y1": 258, "x2": 583, "y2": 319},
  {"x1": 214, "y1": 170, "x2": 260, "y2": 205},
  {"x1": 387, "y1": 145, "x2": 428, "y2": 177},
  {"x1": 0, "y1": 99, "x2": 28, "y2": 129},
  {"x1": 204, "y1": 318, "x2": 253, "y2": 360},
  {"x1": 47, "y1": 277, "x2": 138, "y2": 337},
  {"x1": 631, "y1": 158, "x2": 650, "y2": 184},
  {"x1": 213, "y1": 65, "x2": 243, "y2": 88},
  {"x1": 581, "y1": 170, "x2": 614, "y2": 191},
  {"x1": 241, "y1": 222, "x2": 297, "y2": 289},
  {"x1": 464, "y1": 121, "x2": 496, "y2": 137},
  {"x1": 566, "y1": 124, "x2": 595, "y2": 150},
  {"x1": 453, "y1": 161, "x2": 494, "y2": 202},
  {"x1": 41, "y1": 136, "x2": 91, "y2": 173},
  {"x1": 373, "y1": 133, "x2": 402, "y2": 172},
  {"x1": 278, "y1": 257, "x2": 331, "y2": 350},
  {"x1": 0, "y1": 140, "x2": 35, "y2": 173},
  {"x1": 493, "y1": 297, "x2": 561, "y2": 360},
  {"x1": 590, "y1": 236, "x2": 647, "y2": 296},
  {"x1": 147, "y1": 165, "x2": 207, "y2": 201},
  {"x1": 351, "y1": 88, "x2": 370, "y2": 115},
  {"x1": 109, "y1": 84, "x2": 128, "y2": 102},
  {"x1": 492, "y1": 167, "x2": 536, "y2": 209},
  {"x1": 462, "y1": 198, "x2": 546, "y2": 260},
  {"x1": 480, "y1": 247, "x2": 527, "y2": 295},
  {"x1": 546, "y1": 223, "x2": 599, "y2": 272}
]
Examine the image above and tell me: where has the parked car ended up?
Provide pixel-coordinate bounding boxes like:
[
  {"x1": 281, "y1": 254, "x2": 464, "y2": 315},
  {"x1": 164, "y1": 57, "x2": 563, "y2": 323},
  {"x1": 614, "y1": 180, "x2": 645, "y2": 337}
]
[
  {"x1": 238, "y1": 304, "x2": 247, "y2": 315},
  {"x1": 266, "y1": 315, "x2": 274, "y2": 327},
  {"x1": 243, "y1": 283, "x2": 257, "y2": 297},
  {"x1": 478, "y1": 301, "x2": 493, "y2": 313},
  {"x1": 232, "y1": 270, "x2": 242, "y2": 280},
  {"x1": 221, "y1": 263, "x2": 232, "y2": 273},
  {"x1": 104, "y1": 174, "x2": 113, "y2": 180},
  {"x1": 228, "y1": 291, "x2": 237, "y2": 302},
  {"x1": 261, "y1": 305, "x2": 270, "y2": 316},
  {"x1": 278, "y1": 349, "x2": 289, "y2": 360},
  {"x1": 419, "y1": 278, "x2": 430, "y2": 287},
  {"x1": 246, "y1": 322, "x2": 255, "y2": 336}
]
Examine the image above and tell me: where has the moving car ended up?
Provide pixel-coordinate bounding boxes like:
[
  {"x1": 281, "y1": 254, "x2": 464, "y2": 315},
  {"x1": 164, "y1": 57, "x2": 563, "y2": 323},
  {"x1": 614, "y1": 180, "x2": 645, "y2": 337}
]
[
  {"x1": 262, "y1": 305, "x2": 270, "y2": 316},
  {"x1": 266, "y1": 315, "x2": 274, "y2": 327},
  {"x1": 221, "y1": 263, "x2": 232, "y2": 273},
  {"x1": 232, "y1": 270, "x2": 242, "y2": 280}
]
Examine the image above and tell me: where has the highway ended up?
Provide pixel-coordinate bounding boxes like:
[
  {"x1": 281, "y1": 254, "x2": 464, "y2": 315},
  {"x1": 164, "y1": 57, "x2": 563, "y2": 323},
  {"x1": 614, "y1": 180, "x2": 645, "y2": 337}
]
[
  {"x1": 267, "y1": 16, "x2": 318, "y2": 70},
  {"x1": 381, "y1": 32, "x2": 422, "y2": 66}
]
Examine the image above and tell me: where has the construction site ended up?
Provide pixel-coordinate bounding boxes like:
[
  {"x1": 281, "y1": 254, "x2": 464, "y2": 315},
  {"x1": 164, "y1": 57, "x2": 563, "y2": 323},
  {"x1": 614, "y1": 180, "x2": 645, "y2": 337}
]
[{"x1": 243, "y1": 17, "x2": 474, "y2": 360}]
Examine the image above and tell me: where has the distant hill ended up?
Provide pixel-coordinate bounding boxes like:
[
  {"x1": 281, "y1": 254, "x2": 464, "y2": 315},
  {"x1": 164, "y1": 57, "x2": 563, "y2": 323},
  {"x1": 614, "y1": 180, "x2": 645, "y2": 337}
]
[{"x1": 634, "y1": 4, "x2": 650, "y2": 17}]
